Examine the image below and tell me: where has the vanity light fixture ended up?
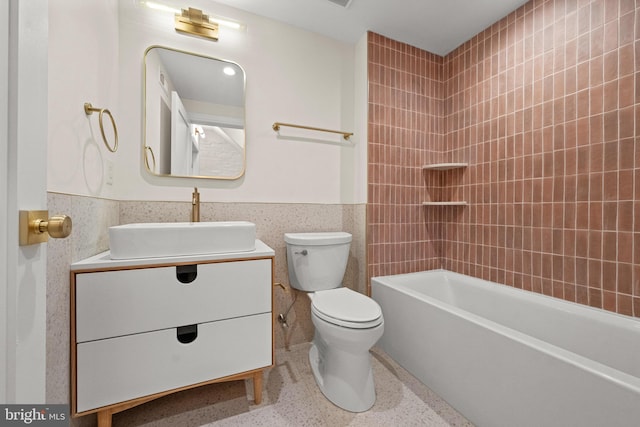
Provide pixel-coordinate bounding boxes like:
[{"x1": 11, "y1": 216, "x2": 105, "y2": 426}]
[
  {"x1": 142, "y1": 2, "x2": 245, "y2": 35},
  {"x1": 223, "y1": 66, "x2": 236, "y2": 76},
  {"x1": 175, "y1": 7, "x2": 219, "y2": 41}
]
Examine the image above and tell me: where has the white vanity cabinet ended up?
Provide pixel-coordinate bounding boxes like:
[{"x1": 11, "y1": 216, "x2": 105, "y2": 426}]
[{"x1": 70, "y1": 241, "x2": 275, "y2": 427}]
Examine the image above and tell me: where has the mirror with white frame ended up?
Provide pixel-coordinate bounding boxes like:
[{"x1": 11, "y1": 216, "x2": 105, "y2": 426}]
[{"x1": 144, "y1": 46, "x2": 246, "y2": 179}]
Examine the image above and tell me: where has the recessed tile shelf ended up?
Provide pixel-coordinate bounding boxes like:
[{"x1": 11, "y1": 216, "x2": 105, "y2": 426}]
[{"x1": 422, "y1": 162, "x2": 468, "y2": 206}]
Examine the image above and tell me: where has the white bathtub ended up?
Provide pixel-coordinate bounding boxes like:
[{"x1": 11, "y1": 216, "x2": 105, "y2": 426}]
[{"x1": 371, "y1": 269, "x2": 640, "y2": 427}]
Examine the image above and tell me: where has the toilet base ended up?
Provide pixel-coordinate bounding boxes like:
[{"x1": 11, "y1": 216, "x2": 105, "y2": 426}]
[{"x1": 308, "y1": 333, "x2": 377, "y2": 412}]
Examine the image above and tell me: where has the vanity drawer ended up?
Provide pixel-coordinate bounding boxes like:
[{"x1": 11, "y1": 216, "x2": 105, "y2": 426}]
[
  {"x1": 75, "y1": 258, "x2": 271, "y2": 343},
  {"x1": 76, "y1": 312, "x2": 272, "y2": 413}
]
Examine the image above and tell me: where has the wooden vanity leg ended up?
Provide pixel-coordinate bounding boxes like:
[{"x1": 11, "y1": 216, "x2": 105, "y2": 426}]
[
  {"x1": 96, "y1": 409, "x2": 112, "y2": 427},
  {"x1": 252, "y1": 371, "x2": 263, "y2": 404}
]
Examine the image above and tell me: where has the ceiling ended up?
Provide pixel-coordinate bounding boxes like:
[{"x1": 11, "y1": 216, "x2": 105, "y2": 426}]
[{"x1": 211, "y1": 0, "x2": 530, "y2": 56}]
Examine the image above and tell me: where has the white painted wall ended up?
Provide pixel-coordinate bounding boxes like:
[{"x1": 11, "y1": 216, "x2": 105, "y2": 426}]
[
  {"x1": 47, "y1": 0, "x2": 120, "y2": 199},
  {"x1": 47, "y1": 0, "x2": 368, "y2": 204},
  {"x1": 351, "y1": 34, "x2": 369, "y2": 204}
]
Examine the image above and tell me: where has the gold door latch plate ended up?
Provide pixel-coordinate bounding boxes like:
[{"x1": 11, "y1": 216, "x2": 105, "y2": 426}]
[{"x1": 19, "y1": 210, "x2": 72, "y2": 246}]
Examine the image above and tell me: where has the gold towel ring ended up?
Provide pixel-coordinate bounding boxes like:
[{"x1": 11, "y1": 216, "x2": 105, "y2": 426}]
[
  {"x1": 144, "y1": 145, "x2": 156, "y2": 173},
  {"x1": 84, "y1": 102, "x2": 119, "y2": 153}
]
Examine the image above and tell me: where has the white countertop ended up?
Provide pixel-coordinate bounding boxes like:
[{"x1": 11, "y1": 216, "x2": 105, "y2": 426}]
[{"x1": 71, "y1": 239, "x2": 274, "y2": 271}]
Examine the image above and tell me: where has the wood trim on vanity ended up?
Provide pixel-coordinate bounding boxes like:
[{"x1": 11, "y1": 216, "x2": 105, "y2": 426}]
[
  {"x1": 271, "y1": 257, "x2": 276, "y2": 366},
  {"x1": 70, "y1": 254, "x2": 276, "y2": 427}
]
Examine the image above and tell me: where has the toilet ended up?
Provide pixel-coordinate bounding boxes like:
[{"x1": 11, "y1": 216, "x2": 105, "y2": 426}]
[{"x1": 284, "y1": 232, "x2": 384, "y2": 412}]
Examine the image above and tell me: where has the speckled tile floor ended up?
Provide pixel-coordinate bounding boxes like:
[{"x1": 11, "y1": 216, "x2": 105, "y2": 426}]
[{"x1": 111, "y1": 343, "x2": 473, "y2": 427}]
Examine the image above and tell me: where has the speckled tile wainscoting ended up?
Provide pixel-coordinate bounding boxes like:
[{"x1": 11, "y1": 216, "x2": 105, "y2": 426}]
[
  {"x1": 46, "y1": 192, "x2": 119, "y2": 409},
  {"x1": 111, "y1": 343, "x2": 473, "y2": 427}
]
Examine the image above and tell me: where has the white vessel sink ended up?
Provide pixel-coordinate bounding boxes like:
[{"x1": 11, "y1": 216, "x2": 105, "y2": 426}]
[{"x1": 109, "y1": 221, "x2": 256, "y2": 259}]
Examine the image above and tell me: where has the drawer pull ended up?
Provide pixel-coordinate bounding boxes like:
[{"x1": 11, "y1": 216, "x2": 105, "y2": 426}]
[
  {"x1": 176, "y1": 264, "x2": 197, "y2": 284},
  {"x1": 176, "y1": 324, "x2": 198, "y2": 344}
]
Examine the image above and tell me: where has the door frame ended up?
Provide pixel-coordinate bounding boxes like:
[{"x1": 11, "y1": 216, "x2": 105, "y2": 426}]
[
  {"x1": 1, "y1": 0, "x2": 9, "y2": 404},
  {"x1": 2, "y1": 0, "x2": 49, "y2": 403}
]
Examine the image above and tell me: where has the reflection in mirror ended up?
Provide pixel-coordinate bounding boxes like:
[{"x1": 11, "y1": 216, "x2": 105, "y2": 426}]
[{"x1": 144, "y1": 46, "x2": 246, "y2": 179}]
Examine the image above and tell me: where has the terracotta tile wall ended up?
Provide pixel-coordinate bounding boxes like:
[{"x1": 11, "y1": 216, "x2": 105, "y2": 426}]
[
  {"x1": 367, "y1": 32, "x2": 445, "y2": 281},
  {"x1": 367, "y1": 0, "x2": 640, "y2": 317}
]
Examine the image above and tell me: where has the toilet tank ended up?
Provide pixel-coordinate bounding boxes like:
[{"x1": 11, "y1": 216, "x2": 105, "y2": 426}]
[{"x1": 284, "y1": 232, "x2": 352, "y2": 292}]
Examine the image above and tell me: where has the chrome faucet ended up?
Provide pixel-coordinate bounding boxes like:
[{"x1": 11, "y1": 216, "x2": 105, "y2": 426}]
[{"x1": 191, "y1": 187, "x2": 200, "y2": 222}]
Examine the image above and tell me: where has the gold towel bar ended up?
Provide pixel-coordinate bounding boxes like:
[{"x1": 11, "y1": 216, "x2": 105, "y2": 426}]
[
  {"x1": 84, "y1": 102, "x2": 119, "y2": 152},
  {"x1": 272, "y1": 122, "x2": 353, "y2": 140}
]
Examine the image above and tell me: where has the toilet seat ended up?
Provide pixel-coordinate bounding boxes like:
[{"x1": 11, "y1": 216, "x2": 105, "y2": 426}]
[{"x1": 311, "y1": 288, "x2": 383, "y2": 329}]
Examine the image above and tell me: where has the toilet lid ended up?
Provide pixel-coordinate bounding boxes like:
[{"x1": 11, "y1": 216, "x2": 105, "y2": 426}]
[{"x1": 311, "y1": 288, "x2": 383, "y2": 328}]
